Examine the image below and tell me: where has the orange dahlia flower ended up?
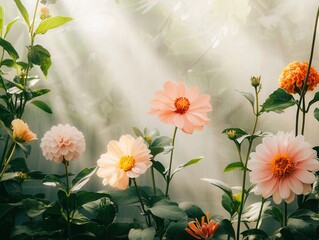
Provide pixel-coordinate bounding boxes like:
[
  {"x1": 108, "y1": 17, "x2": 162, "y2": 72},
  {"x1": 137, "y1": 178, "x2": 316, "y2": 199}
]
[
  {"x1": 279, "y1": 61, "x2": 319, "y2": 94},
  {"x1": 149, "y1": 81, "x2": 212, "y2": 134},
  {"x1": 185, "y1": 213, "x2": 220, "y2": 240},
  {"x1": 12, "y1": 119, "x2": 37, "y2": 143}
]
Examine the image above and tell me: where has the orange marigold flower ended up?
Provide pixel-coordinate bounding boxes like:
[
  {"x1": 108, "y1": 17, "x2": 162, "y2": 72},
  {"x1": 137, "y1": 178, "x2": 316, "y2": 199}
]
[
  {"x1": 12, "y1": 119, "x2": 37, "y2": 143},
  {"x1": 185, "y1": 213, "x2": 220, "y2": 240},
  {"x1": 279, "y1": 61, "x2": 319, "y2": 94}
]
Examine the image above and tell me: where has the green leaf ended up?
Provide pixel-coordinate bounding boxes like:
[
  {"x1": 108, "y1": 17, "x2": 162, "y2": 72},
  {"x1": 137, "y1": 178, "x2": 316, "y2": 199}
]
[
  {"x1": 220, "y1": 219, "x2": 235, "y2": 239},
  {"x1": 165, "y1": 222, "x2": 194, "y2": 240},
  {"x1": 171, "y1": 157, "x2": 203, "y2": 177},
  {"x1": 237, "y1": 90, "x2": 255, "y2": 108},
  {"x1": 288, "y1": 209, "x2": 317, "y2": 220},
  {"x1": 42, "y1": 174, "x2": 67, "y2": 192},
  {"x1": 314, "y1": 108, "x2": 319, "y2": 121},
  {"x1": 132, "y1": 126, "x2": 143, "y2": 138},
  {"x1": 4, "y1": 17, "x2": 19, "y2": 38},
  {"x1": 71, "y1": 166, "x2": 96, "y2": 192},
  {"x1": 35, "y1": 16, "x2": 73, "y2": 35},
  {"x1": 31, "y1": 89, "x2": 50, "y2": 98},
  {"x1": 72, "y1": 211, "x2": 90, "y2": 225},
  {"x1": 22, "y1": 198, "x2": 52, "y2": 218},
  {"x1": 106, "y1": 222, "x2": 137, "y2": 239},
  {"x1": 242, "y1": 229, "x2": 268, "y2": 239},
  {"x1": 151, "y1": 136, "x2": 171, "y2": 148},
  {"x1": 0, "y1": 203, "x2": 16, "y2": 219},
  {"x1": 30, "y1": 100, "x2": 52, "y2": 114},
  {"x1": 201, "y1": 178, "x2": 233, "y2": 200},
  {"x1": 264, "y1": 206, "x2": 283, "y2": 226},
  {"x1": 152, "y1": 160, "x2": 166, "y2": 179},
  {"x1": 224, "y1": 161, "x2": 244, "y2": 172},
  {"x1": 261, "y1": 88, "x2": 297, "y2": 113},
  {"x1": 128, "y1": 227, "x2": 156, "y2": 240},
  {"x1": 27, "y1": 45, "x2": 51, "y2": 76},
  {"x1": 76, "y1": 191, "x2": 110, "y2": 207},
  {"x1": 13, "y1": 0, "x2": 30, "y2": 28},
  {"x1": 149, "y1": 200, "x2": 187, "y2": 221},
  {"x1": 308, "y1": 92, "x2": 319, "y2": 108},
  {"x1": 287, "y1": 218, "x2": 316, "y2": 240},
  {"x1": 0, "y1": 37, "x2": 19, "y2": 60},
  {"x1": 1, "y1": 59, "x2": 17, "y2": 68},
  {"x1": 221, "y1": 193, "x2": 235, "y2": 216},
  {"x1": 0, "y1": 6, "x2": 4, "y2": 37},
  {"x1": 178, "y1": 202, "x2": 205, "y2": 220},
  {"x1": 222, "y1": 128, "x2": 248, "y2": 139}
]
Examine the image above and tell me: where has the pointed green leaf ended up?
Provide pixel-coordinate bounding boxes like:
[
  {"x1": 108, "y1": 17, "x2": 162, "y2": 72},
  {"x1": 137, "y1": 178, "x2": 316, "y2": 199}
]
[
  {"x1": 0, "y1": 37, "x2": 19, "y2": 60},
  {"x1": 222, "y1": 193, "x2": 235, "y2": 216},
  {"x1": 220, "y1": 219, "x2": 235, "y2": 239},
  {"x1": 0, "y1": 6, "x2": 4, "y2": 37},
  {"x1": 31, "y1": 89, "x2": 50, "y2": 98},
  {"x1": 149, "y1": 203, "x2": 187, "y2": 221},
  {"x1": 171, "y1": 157, "x2": 203, "y2": 177},
  {"x1": 150, "y1": 136, "x2": 171, "y2": 148},
  {"x1": 1, "y1": 59, "x2": 17, "y2": 68},
  {"x1": 178, "y1": 202, "x2": 205, "y2": 220},
  {"x1": 71, "y1": 166, "x2": 96, "y2": 192},
  {"x1": 201, "y1": 178, "x2": 233, "y2": 200},
  {"x1": 132, "y1": 126, "x2": 143, "y2": 138},
  {"x1": 42, "y1": 174, "x2": 67, "y2": 192},
  {"x1": 152, "y1": 160, "x2": 166, "y2": 178},
  {"x1": 308, "y1": 92, "x2": 319, "y2": 108},
  {"x1": 13, "y1": 0, "x2": 30, "y2": 28},
  {"x1": 4, "y1": 17, "x2": 19, "y2": 38},
  {"x1": 27, "y1": 45, "x2": 51, "y2": 76},
  {"x1": 224, "y1": 161, "x2": 244, "y2": 172},
  {"x1": 314, "y1": 108, "x2": 319, "y2": 121},
  {"x1": 35, "y1": 16, "x2": 73, "y2": 35},
  {"x1": 22, "y1": 198, "x2": 52, "y2": 218},
  {"x1": 261, "y1": 88, "x2": 297, "y2": 113},
  {"x1": 30, "y1": 100, "x2": 52, "y2": 114},
  {"x1": 264, "y1": 206, "x2": 283, "y2": 226},
  {"x1": 242, "y1": 229, "x2": 268, "y2": 239},
  {"x1": 237, "y1": 90, "x2": 255, "y2": 108}
]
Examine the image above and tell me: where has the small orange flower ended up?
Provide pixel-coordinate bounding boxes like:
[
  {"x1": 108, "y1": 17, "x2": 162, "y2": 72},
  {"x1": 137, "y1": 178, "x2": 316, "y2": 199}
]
[
  {"x1": 12, "y1": 119, "x2": 37, "y2": 143},
  {"x1": 279, "y1": 61, "x2": 319, "y2": 94},
  {"x1": 185, "y1": 213, "x2": 220, "y2": 240}
]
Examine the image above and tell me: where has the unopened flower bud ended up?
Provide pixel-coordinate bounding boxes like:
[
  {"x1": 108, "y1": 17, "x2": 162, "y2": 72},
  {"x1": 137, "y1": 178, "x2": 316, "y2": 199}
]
[
  {"x1": 251, "y1": 76, "x2": 261, "y2": 87},
  {"x1": 40, "y1": 6, "x2": 51, "y2": 20},
  {"x1": 17, "y1": 172, "x2": 28, "y2": 182},
  {"x1": 226, "y1": 130, "x2": 237, "y2": 140},
  {"x1": 144, "y1": 135, "x2": 153, "y2": 143}
]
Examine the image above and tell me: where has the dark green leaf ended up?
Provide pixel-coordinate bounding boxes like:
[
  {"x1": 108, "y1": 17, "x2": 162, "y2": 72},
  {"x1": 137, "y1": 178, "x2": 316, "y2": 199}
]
[
  {"x1": 1, "y1": 59, "x2": 17, "y2": 68},
  {"x1": 22, "y1": 198, "x2": 52, "y2": 218},
  {"x1": 264, "y1": 206, "x2": 283, "y2": 226},
  {"x1": 150, "y1": 146, "x2": 165, "y2": 157},
  {"x1": 71, "y1": 166, "x2": 96, "y2": 192},
  {"x1": 151, "y1": 136, "x2": 171, "y2": 148},
  {"x1": 106, "y1": 222, "x2": 137, "y2": 239},
  {"x1": 0, "y1": 37, "x2": 19, "y2": 60},
  {"x1": 27, "y1": 45, "x2": 51, "y2": 76},
  {"x1": 152, "y1": 160, "x2": 166, "y2": 178},
  {"x1": 224, "y1": 161, "x2": 244, "y2": 172},
  {"x1": 31, "y1": 89, "x2": 50, "y2": 98},
  {"x1": 171, "y1": 157, "x2": 203, "y2": 177},
  {"x1": 149, "y1": 200, "x2": 187, "y2": 221},
  {"x1": 72, "y1": 211, "x2": 90, "y2": 225},
  {"x1": 165, "y1": 222, "x2": 194, "y2": 240},
  {"x1": 30, "y1": 100, "x2": 52, "y2": 113},
  {"x1": 288, "y1": 209, "x2": 317, "y2": 220},
  {"x1": 220, "y1": 219, "x2": 235, "y2": 239},
  {"x1": 9, "y1": 157, "x2": 29, "y2": 172},
  {"x1": 13, "y1": 0, "x2": 30, "y2": 27},
  {"x1": 178, "y1": 202, "x2": 205, "y2": 220},
  {"x1": 261, "y1": 88, "x2": 296, "y2": 113},
  {"x1": 237, "y1": 90, "x2": 254, "y2": 108},
  {"x1": 242, "y1": 229, "x2": 268, "y2": 239},
  {"x1": 4, "y1": 17, "x2": 19, "y2": 39},
  {"x1": 35, "y1": 16, "x2": 73, "y2": 35},
  {"x1": 128, "y1": 227, "x2": 156, "y2": 240},
  {"x1": 201, "y1": 178, "x2": 233, "y2": 200},
  {"x1": 42, "y1": 174, "x2": 67, "y2": 192},
  {"x1": 308, "y1": 92, "x2": 319, "y2": 108},
  {"x1": 287, "y1": 218, "x2": 316, "y2": 240},
  {"x1": 314, "y1": 108, "x2": 319, "y2": 121},
  {"x1": 221, "y1": 193, "x2": 235, "y2": 216},
  {"x1": 76, "y1": 191, "x2": 110, "y2": 207},
  {"x1": 0, "y1": 203, "x2": 16, "y2": 219}
]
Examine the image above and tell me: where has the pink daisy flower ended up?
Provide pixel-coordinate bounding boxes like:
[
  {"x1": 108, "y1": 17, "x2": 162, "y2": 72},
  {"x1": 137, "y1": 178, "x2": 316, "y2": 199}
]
[
  {"x1": 96, "y1": 134, "x2": 152, "y2": 190},
  {"x1": 149, "y1": 81, "x2": 212, "y2": 134},
  {"x1": 248, "y1": 132, "x2": 319, "y2": 204},
  {"x1": 40, "y1": 124, "x2": 86, "y2": 164}
]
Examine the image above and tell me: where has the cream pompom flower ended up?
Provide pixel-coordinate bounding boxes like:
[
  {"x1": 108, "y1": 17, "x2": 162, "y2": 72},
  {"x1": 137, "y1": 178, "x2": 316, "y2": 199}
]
[
  {"x1": 40, "y1": 124, "x2": 86, "y2": 164},
  {"x1": 12, "y1": 119, "x2": 37, "y2": 143},
  {"x1": 149, "y1": 81, "x2": 212, "y2": 134},
  {"x1": 96, "y1": 134, "x2": 152, "y2": 190},
  {"x1": 248, "y1": 132, "x2": 319, "y2": 204}
]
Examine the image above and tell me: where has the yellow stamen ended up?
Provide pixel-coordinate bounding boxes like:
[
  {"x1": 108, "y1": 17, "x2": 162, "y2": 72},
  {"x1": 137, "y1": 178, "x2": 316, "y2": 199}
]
[
  {"x1": 174, "y1": 97, "x2": 190, "y2": 114},
  {"x1": 119, "y1": 156, "x2": 135, "y2": 171},
  {"x1": 271, "y1": 153, "x2": 295, "y2": 178}
]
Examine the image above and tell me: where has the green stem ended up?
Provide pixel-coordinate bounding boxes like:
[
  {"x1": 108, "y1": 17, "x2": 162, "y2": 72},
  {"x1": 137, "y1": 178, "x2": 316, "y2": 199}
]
[
  {"x1": 283, "y1": 202, "x2": 288, "y2": 227},
  {"x1": 151, "y1": 164, "x2": 157, "y2": 195},
  {"x1": 0, "y1": 143, "x2": 16, "y2": 181},
  {"x1": 63, "y1": 160, "x2": 71, "y2": 240},
  {"x1": 255, "y1": 197, "x2": 266, "y2": 229},
  {"x1": 165, "y1": 127, "x2": 178, "y2": 198},
  {"x1": 133, "y1": 178, "x2": 151, "y2": 227},
  {"x1": 0, "y1": 135, "x2": 10, "y2": 166}
]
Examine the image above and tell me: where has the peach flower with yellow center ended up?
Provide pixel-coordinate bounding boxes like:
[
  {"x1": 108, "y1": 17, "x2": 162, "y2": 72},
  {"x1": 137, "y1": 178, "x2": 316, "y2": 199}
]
[
  {"x1": 96, "y1": 134, "x2": 152, "y2": 190},
  {"x1": 279, "y1": 61, "x2": 319, "y2": 94},
  {"x1": 248, "y1": 132, "x2": 319, "y2": 204},
  {"x1": 149, "y1": 81, "x2": 212, "y2": 134},
  {"x1": 12, "y1": 119, "x2": 37, "y2": 143}
]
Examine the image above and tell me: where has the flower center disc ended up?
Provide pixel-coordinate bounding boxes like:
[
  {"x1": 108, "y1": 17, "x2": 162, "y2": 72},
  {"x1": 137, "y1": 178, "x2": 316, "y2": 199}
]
[
  {"x1": 119, "y1": 156, "x2": 135, "y2": 171},
  {"x1": 174, "y1": 97, "x2": 190, "y2": 114},
  {"x1": 271, "y1": 154, "x2": 295, "y2": 178}
]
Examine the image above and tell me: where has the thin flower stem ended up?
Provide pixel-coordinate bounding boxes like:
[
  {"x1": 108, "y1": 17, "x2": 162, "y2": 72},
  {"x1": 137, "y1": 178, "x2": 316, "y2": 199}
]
[
  {"x1": 0, "y1": 136, "x2": 10, "y2": 166},
  {"x1": 0, "y1": 143, "x2": 16, "y2": 181},
  {"x1": 255, "y1": 197, "x2": 266, "y2": 229},
  {"x1": 133, "y1": 178, "x2": 151, "y2": 227},
  {"x1": 283, "y1": 202, "x2": 288, "y2": 227},
  {"x1": 63, "y1": 159, "x2": 72, "y2": 240},
  {"x1": 151, "y1": 164, "x2": 157, "y2": 195},
  {"x1": 165, "y1": 126, "x2": 178, "y2": 198}
]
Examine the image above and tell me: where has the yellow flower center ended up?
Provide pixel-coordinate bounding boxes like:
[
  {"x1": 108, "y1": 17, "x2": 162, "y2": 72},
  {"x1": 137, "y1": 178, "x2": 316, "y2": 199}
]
[
  {"x1": 174, "y1": 97, "x2": 190, "y2": 114},
  {"x1": 271, "y1": 154, "x2": 295, "y2": 178},
  {"x1": 119, "y1": 156, "x2": 135, "y2": 171}
]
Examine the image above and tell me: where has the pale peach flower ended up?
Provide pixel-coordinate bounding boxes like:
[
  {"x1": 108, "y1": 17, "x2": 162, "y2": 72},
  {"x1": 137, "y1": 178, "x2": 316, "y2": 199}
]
[
  {"x1": 149, "y1": 81, "x2": 212, "y2": 134},
  {"x1": 248, "y1": 132, "x2": 319, "y2": 204},
  {"x1": 12, "y1": 119, "x2": 37, "y2": 142},
  {"x1": 40, "y1": 6, "x2": 51, "y2": 20},
  {"x1": 96, "y1": 134, "x2": 152, "y2": 190},
  {"x1": 279, "y1": 61, "x2": 319, "y2": 94},
  {"x1": 40, "y1": 124, "x2": 85, "y2": 164}
]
